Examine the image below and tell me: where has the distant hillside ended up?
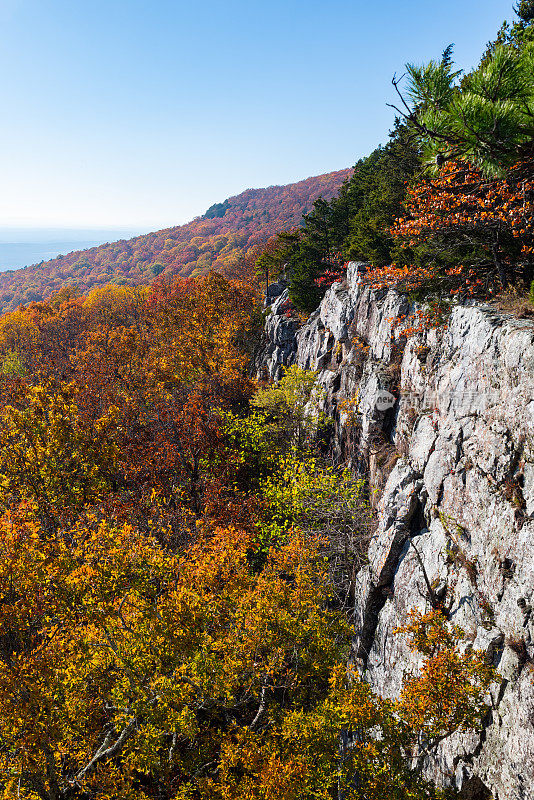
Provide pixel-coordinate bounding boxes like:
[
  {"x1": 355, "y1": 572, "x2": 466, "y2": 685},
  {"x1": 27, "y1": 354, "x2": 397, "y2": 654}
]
[{"x1": 0, "y1": 169, "x2": 351, "y2": 314}]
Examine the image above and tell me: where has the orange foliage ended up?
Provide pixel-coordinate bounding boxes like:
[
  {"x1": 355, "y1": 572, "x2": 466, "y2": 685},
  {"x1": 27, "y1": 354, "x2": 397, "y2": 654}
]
[
  {"x1": 0, "y1": 274, "x2": 259, "y2": 541},
  {"x1": 392, "y1": 162, "x2": 534, "y2": 256},
  {"x1": 365, "y1": 160, "x2": 534, "y2": 300},
  {"x1": 395, "y1": 609, "x2": 496, "y2": 748},
  {"x1": 0, "y1": 170, "x2": 351, "y2": 315},
  {"x1": 0, "y1": 267, "x2": 498, "y2": 798}
]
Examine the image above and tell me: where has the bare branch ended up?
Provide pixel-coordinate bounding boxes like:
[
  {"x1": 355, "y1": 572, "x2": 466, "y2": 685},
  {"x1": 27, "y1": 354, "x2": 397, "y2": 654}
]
[
  {"x1": 73, "y1": 718, "x2": 137, "y2": 783},
  {"x1": 249, "y1": 685, "x2": 268, "y2": 731}
]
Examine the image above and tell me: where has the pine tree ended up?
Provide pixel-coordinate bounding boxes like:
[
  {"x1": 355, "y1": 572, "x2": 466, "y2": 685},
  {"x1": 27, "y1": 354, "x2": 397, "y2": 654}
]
[
  {"x1": 346, "y1": 122, "x2": 420, "y2": 266},
  {"x1": 288, "y1": 198, "x2": 335, "y2": 312},
  {"x1": 392, "y1": 40, "x2": 534, "y2": 176},
  {"x1": 282, "y1": 124, "x2": 420, "y2": 311},
  {"x1": 516, "y1": 0, "x2": 534, "y2": 22}
]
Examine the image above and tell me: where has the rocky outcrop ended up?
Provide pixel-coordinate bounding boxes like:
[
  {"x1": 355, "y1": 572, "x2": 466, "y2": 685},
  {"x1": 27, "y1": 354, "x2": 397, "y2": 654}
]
[
  {"x1": 254, "y1": 289, "x2": 299, "y2": 380},
  {"x1": 256, "y1": 264, "x2": 534, "y2": 800}
]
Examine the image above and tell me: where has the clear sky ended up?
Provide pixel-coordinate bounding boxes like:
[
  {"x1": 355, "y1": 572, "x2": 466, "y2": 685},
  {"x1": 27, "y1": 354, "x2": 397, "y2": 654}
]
[{"x1": 0, "y1": 0, "x2": 516, "y2": 230}]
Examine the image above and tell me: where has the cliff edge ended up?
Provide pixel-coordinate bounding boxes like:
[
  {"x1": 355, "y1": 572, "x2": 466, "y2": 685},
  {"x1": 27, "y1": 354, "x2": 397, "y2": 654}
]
[{"x1": 256, "y1": 263, "x2": 534, "y2": 800}]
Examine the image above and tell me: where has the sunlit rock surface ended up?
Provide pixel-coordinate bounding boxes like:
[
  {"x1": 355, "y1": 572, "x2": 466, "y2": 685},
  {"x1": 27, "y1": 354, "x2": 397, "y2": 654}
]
[{"x1": 257, "y1": 263, "x2": 534, "y2": 799}]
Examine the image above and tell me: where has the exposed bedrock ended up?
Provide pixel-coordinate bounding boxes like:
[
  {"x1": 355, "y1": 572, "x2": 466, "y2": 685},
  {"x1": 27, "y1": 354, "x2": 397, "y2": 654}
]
[{"x1": 257, "y1": 263, "x2": 534, "y2": 799}]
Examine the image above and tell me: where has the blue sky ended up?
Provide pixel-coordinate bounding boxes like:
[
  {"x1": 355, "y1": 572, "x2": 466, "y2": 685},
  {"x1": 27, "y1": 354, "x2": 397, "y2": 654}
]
[{"x1": 0, "y1": 0, "x2": 515, "y2": 230}]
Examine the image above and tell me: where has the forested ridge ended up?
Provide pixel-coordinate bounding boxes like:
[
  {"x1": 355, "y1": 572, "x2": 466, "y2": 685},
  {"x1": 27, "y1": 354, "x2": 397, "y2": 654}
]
[
  {"x1": 0, "y1": 1, "x2": 533, "y2": 798},
  {"x1": 0, "y1": 169, "x2": 350, "y2": 315}
]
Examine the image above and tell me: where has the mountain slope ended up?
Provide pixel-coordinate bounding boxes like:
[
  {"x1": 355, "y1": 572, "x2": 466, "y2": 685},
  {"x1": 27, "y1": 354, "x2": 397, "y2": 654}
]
[{"x1": 0, "y1": 169, "x2": 351, "y2": 313}]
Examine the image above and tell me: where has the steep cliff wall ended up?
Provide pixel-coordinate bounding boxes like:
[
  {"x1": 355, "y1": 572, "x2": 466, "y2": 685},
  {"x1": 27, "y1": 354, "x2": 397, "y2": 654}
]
[{"x1": 256, "y1": 263, "x2": 534, "y2": 800}]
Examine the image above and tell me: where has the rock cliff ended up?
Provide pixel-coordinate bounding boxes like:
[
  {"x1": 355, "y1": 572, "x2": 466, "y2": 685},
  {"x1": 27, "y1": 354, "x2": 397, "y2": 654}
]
[{"x1": 256, "y1": 262, "x2": 534, "y2": 800}]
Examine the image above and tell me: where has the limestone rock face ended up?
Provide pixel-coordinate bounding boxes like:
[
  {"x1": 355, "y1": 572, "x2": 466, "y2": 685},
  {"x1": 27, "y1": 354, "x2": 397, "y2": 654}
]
[{"x1": 256, "y1": 264, "x2": 534, "y2": 800}]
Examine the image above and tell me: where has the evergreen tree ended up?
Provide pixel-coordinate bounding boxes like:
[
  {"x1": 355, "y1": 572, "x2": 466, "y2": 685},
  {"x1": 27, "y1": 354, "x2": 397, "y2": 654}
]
[
  {"x1": 285, "y1": 123, "x2": 420, "y2": 311},
  {"x1": 516, "y1": 0, "x2": 534, "y2": 22},
  {"x1": 288, "y1": 198, "x2": 336, "y2": 312},
  {"x1": 393, "y1": 38, "x2": 534, "y2": 176},
  {"x1": 345, "y1": 123, "x2": 421, "y2": 265}
]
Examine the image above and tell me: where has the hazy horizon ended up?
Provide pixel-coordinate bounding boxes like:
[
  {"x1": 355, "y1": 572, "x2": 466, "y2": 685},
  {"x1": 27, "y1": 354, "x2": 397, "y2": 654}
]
[
  {"x1": 0, "y1": 226, "x2": 148, "y2": 240},
  {"x1": 0, "y1": 165, "x2": 349, "y2": 270},
  {"x1": 0, "y1": 226, "x2": 150, "y2": 272}
]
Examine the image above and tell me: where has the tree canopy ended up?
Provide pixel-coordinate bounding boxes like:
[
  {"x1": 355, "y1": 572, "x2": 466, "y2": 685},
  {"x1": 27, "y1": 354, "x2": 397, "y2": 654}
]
[
  {"x1": 259, "y1": 2, "x2": 534, "y2": 311},
  {"x1": 0, "y1": 275, "x2": 497, "y2": 798}
]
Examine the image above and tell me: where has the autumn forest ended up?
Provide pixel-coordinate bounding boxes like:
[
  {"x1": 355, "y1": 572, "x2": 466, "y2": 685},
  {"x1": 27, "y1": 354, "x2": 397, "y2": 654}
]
[
  {"x1": 0, "y1": 1, "x2": 534, "y2": 798},
  {"x1": 0, "y1": 171, "x2": 350, "y2": 315}
]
